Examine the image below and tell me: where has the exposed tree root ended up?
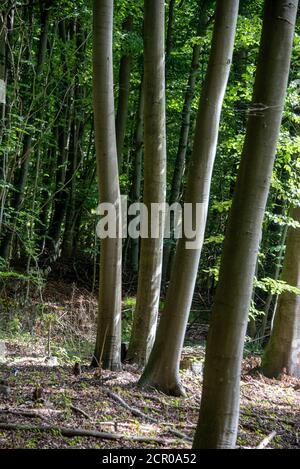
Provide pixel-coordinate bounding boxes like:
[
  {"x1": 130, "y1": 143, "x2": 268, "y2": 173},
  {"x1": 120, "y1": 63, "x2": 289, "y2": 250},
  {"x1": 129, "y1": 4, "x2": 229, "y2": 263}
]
[{"x1": 102, "y1": 387, "x2": 192, "y2": 442}]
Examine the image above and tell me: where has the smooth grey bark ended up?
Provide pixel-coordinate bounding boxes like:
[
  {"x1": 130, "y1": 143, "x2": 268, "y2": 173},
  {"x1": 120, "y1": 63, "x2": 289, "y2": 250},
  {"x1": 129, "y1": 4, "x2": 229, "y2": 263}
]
[
  {"x1": 138, "y1": 0, "x2": 239, "y2": 394},
  {"x1": 116, "y1": 15, "x2": 133, "y2": 171},
  {"x1": 127, "y1": 0, "x2": 166, "y2": 366},
  {"x1": 0, "y1": 9, "x2": 7, "y2": 127},
  {"x1": 193, "y1": 0, "x2": 298, "y2": 449},
  {"x1": 91, "y1": 0, "x2": 122, "y2": 371},
  {"x1": 0, "y1": 6, "x2": 9, "y2": 233},
  {"x1": 262, "y1": 207, "x2": 300, "y2": 378}
]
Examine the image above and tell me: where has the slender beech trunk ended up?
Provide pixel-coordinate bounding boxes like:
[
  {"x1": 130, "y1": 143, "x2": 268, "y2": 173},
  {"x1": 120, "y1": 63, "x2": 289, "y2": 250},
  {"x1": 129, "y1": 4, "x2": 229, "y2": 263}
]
[
  {"x1": 162, "y1": 3, "x2": 212, "y2": 284},
  {"x1": 116, "y1": 15, "x2": 133, "y2": 171},
  {"x1": 91, "y1": 0, "x2": 122, "y2": 371},
  {"x1": 46, "y1": 118, "x2": 70, "y2": 256},
  {"x1": 45, "y1": 21, "x2": 72, "y2": 257},
  {"x1": 61, "y1": 120, "x2": 81, "y2": 258},
  {"x1": 139, "y1": 0, "x2": 239, "y2": 394},
  {"x1": 262, "y1": 207, "x2": 300, "y2": 378},
  {"x1": 130, "y1": 81, "x2": 144, "y2": 273},
  {"x1": 0, "y1": 6, "x2": 8, "y2": 227},
  {"x1": 193, "y1": 0, "x2": 298, "y2": 449},
  {"x1": 62, "y1": 23, "x2": 86, "y2": 258},
  {"x1": 166, "y1": 0, "x2": 175, "y2": 59},
  {"x1": 260, "y1": 222, "x2": 289, "y2": 341},
  {"x1": 127, "y1": 0, "x2": 166, "y2": 366},
  {"x1": 0, "y1": 8, "x2": 7, "y2": 130}
]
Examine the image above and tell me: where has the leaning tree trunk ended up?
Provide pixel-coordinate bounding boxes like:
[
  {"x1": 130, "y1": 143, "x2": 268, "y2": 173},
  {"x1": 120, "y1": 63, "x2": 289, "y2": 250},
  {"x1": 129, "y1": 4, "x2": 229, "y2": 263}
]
[
  {"x1": 162, "y1": 1, "x2": 213, "y2": 285},
  {"x1": 127, "y1": 0, "x2": 166, "y2": 366},
  {"x1": 193, "y1": 0, "x2": 298, "y2": 449},
  {"x1": 262, "y1": 206, "x2": 300, "y2": 378},
  {"x1": 138, "y1": 0, "x2": 239, "y2": 395},
  {"x1": 91, "y1": 0, "x2": 122, "y2": 371}
]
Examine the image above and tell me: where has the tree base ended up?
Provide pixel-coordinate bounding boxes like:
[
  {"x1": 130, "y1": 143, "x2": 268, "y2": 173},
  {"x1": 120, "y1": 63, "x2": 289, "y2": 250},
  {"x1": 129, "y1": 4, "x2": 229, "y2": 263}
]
[{"x1": 138, "y1": 373, "x2": 186, "y2": 397}]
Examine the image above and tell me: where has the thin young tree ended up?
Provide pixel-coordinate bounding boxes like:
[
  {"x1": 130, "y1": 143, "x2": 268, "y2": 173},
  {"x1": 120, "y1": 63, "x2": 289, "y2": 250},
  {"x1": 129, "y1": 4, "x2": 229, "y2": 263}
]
[
  {"x1": 166, "y1": 0, "x2": 175, "y2": 60},
  {"x1": 138, "y1": 0, "x2": 239, "y2": 394},
  {"x1": 91, "y1": 0, "x2": 122, "y2": 371},
  {"x1": 127, "y1": 0, "x2": 166, "y2": 366},
  {"x1": 129, "y1": 80, "x2": 144, "y2": 273},
  {"x1": 116, "y1": 14, "x2": 133, "y2": 171},
  {"x1": 193, "y1": 0, "x2": 298, "y2": 449},
  {"x1": 262, "y1": 206, "x2": 300, "y2": 378},
  {"x1": 0, "y1": 6, "x2": 8, "y2": 202}
]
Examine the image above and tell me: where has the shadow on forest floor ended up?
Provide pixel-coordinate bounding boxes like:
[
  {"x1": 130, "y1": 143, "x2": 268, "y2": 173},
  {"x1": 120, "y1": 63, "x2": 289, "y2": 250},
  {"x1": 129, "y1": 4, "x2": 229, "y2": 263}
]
[{"x1": 0, "y1": 337, "x2": 299, "y2": 449}]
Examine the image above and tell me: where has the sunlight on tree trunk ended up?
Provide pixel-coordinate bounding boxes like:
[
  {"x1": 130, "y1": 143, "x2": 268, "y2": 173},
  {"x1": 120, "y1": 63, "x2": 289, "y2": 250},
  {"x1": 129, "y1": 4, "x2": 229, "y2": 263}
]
[
  {"x1": 127, "y1": 0, "x2": 166, "y2": 367},
  {"x1": 138, "y1": 0, "x2": 239, "y2": 395},
  {"x1": 91, "y1": 0, "x2": 122, "y2": 371},
  {"x1": 193, "y1": 0, "x2": 298, "y2": 449},
  {"x1": 262, "y1": 206, "x2": 300, "y2": 378}
]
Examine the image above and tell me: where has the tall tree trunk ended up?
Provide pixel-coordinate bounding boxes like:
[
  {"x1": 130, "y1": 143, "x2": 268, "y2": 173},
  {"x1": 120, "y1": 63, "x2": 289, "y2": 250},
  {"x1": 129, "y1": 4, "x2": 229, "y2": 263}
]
[
  {"x1": 91, "y1": 0, "x2": 122, "y2": 371},
  {"x1": 0, "y1": 134, "x2": 32, "y2": 259},
  {"x1": 0, "y1": 5, "x2": 11, "y2": 234},
  {"x1": 62, "y1": 23, "x2": 86, "y2": 258},
  {"x1": 127, "y1": 0, "x2": 166, "y2": 366},
  {"x1": 45, "y1": 118, "x2": 70, "y2": 257},
  {"x1": 162, "y1": 2, "x2": 212, "y2": 285},
  {"x1": 138, "y1": 0, "x2": 239, "y2": 394},
  {"x1": 262, "y1": 207, "x2": 300, "y2": 378},
  {"x1": 166, "y1": 0, "x2": 175, "y2": 59},
  {"x1": 60, "y1": 118, "x2": 82, "y2": 258},
  {"x1": 193, "y1": 0, "x2": 298, "y2": 449},
  {"x1": 0, "y1": 8, "x2": 7, "y2": 131},
  {"x1": 130, "y1": 81, "x2": 144, "y2": 273},
  {"x1": 260, "y1": 222, "x2": 289, "y2": 341},
  {"x1": 45, "y1": 21, "x2": 72, "y2": 257},
  {"x1": 115, "y1": 15, "x2": 133, "y2": 171}
]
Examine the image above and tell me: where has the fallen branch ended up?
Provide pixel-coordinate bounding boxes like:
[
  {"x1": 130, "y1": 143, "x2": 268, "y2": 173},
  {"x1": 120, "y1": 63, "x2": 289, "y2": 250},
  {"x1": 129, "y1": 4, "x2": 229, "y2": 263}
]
[
  {"x1": 0, "y1": 408, "x2": 49, "y2": 421},
  {"x1": 0, "y1": 421, "x2": 178, "y2": 445},
  {"x1": 70, "y1": 405, "x2": 91, "y2": 420},
  {"x1": 256, "y1": 431, "x2": 277, "y2": 449},
  {"x1": 102, "y1": 387, "x2": 192, "y2": 442}
]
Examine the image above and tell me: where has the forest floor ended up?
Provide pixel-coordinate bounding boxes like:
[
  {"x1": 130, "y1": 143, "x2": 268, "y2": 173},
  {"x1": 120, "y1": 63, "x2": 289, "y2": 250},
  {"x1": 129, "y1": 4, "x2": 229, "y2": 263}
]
[
  {"x1": 0, "y1": 279, "x2": 299, "y2": 449},
  {"x1": 0, "y1": 338, "x2": 299, "y2": 449}
]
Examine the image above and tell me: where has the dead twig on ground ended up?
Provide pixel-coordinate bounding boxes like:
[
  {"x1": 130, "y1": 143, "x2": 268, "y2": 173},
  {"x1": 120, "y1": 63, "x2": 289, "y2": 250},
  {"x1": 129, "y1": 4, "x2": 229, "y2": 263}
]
[
  {"x1": 102, "y1": 387, "x2": 192, "y2": 442},
  {"x1": 0, "y1": 408, "x2": 50, "y2": 421},
  {"x1": 0, "y1": 421, "x2": 179, "y2": 445},
  {"x1": 256, "y1": 431, "x2": 277, "y2": 449},
  {"x1": 70, "y1": 404, "x2": 91, "y2": 420}
]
